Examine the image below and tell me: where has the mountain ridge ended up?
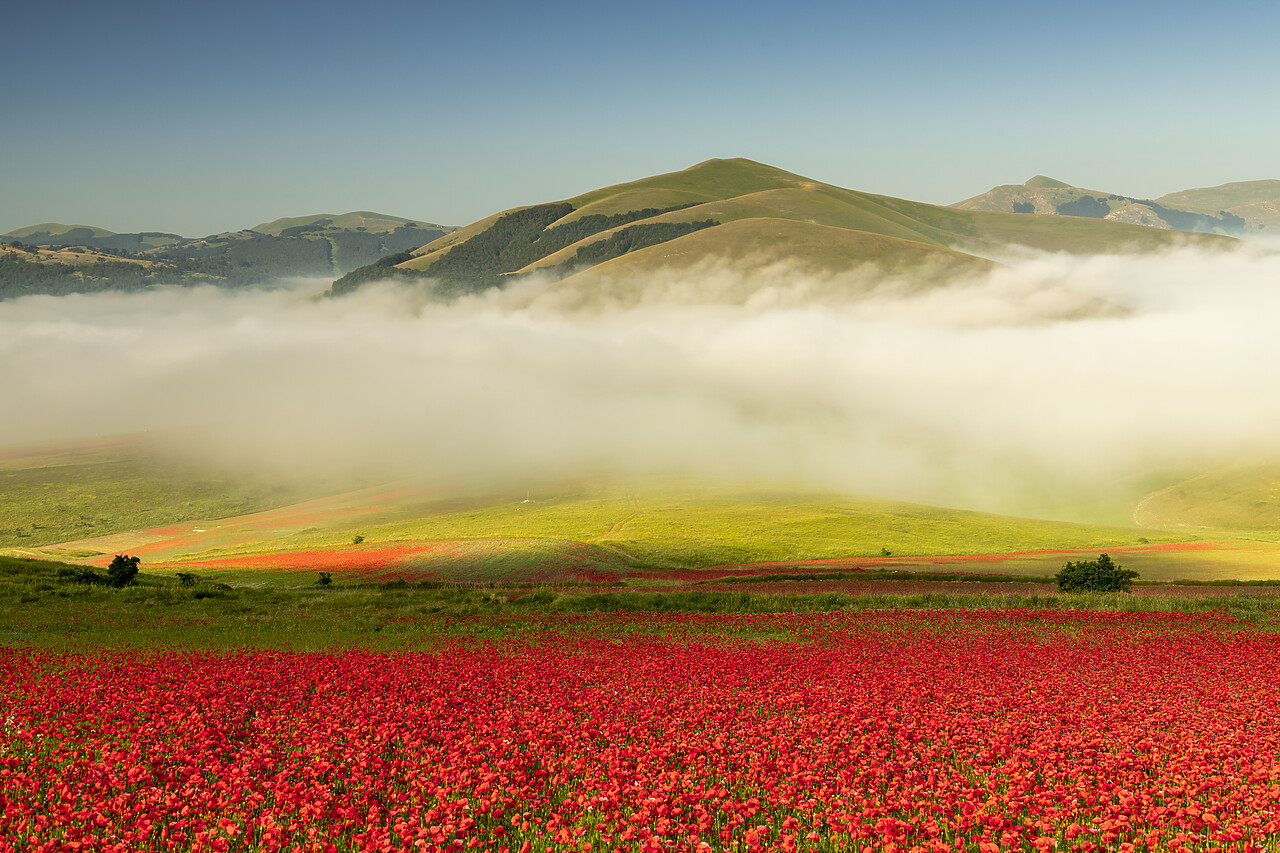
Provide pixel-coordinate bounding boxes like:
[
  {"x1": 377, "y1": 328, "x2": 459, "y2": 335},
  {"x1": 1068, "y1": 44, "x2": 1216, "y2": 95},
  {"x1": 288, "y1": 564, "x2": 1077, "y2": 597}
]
[
  {"x1": 953, "y1": 176, "x2": 1279, "y2": 234},
  {"x1": 330, "y1": 158, "x2": 1236, "y2": 300},
  {"x1": 1, "y1": 211, "x2": 456, "y2": 298}
]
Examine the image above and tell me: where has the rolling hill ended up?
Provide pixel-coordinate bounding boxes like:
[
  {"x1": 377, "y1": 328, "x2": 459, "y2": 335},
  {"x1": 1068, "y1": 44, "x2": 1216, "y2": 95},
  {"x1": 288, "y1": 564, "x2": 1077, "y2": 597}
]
[
  {"x1": 1156, "y1": 180, "x2": 1280, "y2": 231},
  {"x1": 1, "y1": 212, "x2": 455, "y2": 298},
  {"x1": 0, "y1": 438, "x2": 1179, "y2": 573},
  {"x1": 0, "y1": 242, "x2": 209, "y2": 298},
  {"x1": 1133, "y1": 461, "x2": 1280, "y2": 533},
  {"x1": 3, "y1": 222, "x2": 186, "y2": 251},
  {"x1": 330, "y1": 158, "x2": 1236, "y2": 300},
  {"x1": 953, "y1": 176, "x2": 1279, "y2": 235}
]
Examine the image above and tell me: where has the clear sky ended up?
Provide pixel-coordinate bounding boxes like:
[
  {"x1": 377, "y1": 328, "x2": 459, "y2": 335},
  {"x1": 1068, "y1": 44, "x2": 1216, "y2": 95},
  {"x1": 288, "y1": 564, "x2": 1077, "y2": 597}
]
[{"x1": 3, "y1": 0, "x2": 1277, "y2": 236}]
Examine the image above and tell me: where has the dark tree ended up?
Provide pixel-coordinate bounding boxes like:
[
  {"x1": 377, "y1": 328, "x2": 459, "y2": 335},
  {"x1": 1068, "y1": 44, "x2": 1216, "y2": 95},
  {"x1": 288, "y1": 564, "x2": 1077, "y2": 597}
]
[
  {"x1": 1054, "y1": 553, "x2": 1139, "y2": 593},
  {"x1": 106, "y1": 554, "x2": 140, "y2": 588}
]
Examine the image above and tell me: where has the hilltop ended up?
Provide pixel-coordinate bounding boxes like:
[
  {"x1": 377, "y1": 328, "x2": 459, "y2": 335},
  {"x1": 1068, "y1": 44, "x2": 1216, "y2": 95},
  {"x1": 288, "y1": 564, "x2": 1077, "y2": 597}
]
[
  {"x1": 1156, "y1": 180, "x2": 1280, "y2": 231},
  {"x1": 0, "y1": 242, "x2": 201, "y2": 298},
  {"x1": 330, "y1": 158, "x2": 1234, "y2": 302},
  {"x1": 953, "y1": 176, "x2": 1279, "y2": 235},
  {"x1": 0, "y1": 212, "x2": 454, "y2": 298}
]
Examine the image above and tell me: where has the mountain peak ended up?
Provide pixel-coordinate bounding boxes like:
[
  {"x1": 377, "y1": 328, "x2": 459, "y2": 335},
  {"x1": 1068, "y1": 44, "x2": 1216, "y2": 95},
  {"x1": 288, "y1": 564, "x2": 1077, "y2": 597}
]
[
  {"x1": 1024, "y1": 176, "x2": 1073, "y2": 189},
  {"x1": 4, "y1": 223, "x2": 117, "y2": 240}
]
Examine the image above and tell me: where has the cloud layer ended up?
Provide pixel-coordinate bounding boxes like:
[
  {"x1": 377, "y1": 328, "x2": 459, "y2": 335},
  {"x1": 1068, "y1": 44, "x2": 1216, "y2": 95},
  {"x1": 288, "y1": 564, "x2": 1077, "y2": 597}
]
[{"x1": 3, "y1": 244, "x2": 1279, "y2": 523}]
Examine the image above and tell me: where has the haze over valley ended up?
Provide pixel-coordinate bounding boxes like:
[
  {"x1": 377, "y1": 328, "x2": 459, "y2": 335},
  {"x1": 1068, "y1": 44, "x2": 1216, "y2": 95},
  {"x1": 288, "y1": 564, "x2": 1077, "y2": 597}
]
[
  {"x1": 12, "y1": 7, "x2": 1280, "y2": 853},
  {"x1": 6, "y1": 0, "x2": 1280, "y2": 579},
  {"x1": 4, "y1": 159, "x2": 1280, "y2": 529}
]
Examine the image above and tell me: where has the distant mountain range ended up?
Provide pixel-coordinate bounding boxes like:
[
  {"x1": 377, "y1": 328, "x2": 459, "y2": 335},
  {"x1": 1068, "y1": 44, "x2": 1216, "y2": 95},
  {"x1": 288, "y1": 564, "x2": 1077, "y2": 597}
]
[
  {"x1": 7, "y1": 161, "x2": 1275, "y2": 302},
  {"x1": 329, "y1": 158, "x2": 1244, "y2": 303},
  {"x1": 0, "y1": 213, "x2": 452, "y2": 298},
  {"x1": 953, "y1": 176, "x2": 1280, "y2": 235}
]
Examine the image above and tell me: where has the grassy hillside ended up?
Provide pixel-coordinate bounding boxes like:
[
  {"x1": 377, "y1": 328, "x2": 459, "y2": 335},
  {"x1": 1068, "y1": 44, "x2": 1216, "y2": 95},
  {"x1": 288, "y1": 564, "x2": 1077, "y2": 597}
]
[
  {"x1": 0, "y1": 440, "x2": 325, "y2": 552},
  {"x1": 4, "y1": 222, "x2": 116, "y2": 240},
  {"x1": 3, "y1": 223, "x2": 186, "y2": 252},
  {"x1": 0, "y1": 434, "x2": 1182, "y2": 571},
  {"x1": 952, "y1": 177, "x2": 1250, "y2": 234},
  {"x1": 1156, "y1": 180, "x2": 1280, "y2": 232},
  {"x1": 251, "y1": 211, "x2": 447, "y2": 236},
  {"x1": 0, "y1": 243, "x2": 210, "y2": 299},
  {"x1": 1157, "y1": 180, "x2": 1280, "y2": 213},
  {"x1": 48, "y1": 472, "x2": 1178, "y2": 571},
  {"x1": 334, "y1": 484, "x2": 1170, "y2": 569},
  {"x1": 529, "y1": 218, "x2": 1000, "y2": 309},
  {"x1": 1134, "y1": 462, "x2": 1280, "y2": 533},
  {"x1": 16, "y1": 436, "x2": 1280, "y2": 586},
  {"x1": 2, "y1": 211, "x2": 455, "y2": 296},
  {"x1": 562, "y1": 158, "x2": 810, "y2": 220},
  {"x1": 337, "y1": 158, "x2": 1232, "y2": 299}
]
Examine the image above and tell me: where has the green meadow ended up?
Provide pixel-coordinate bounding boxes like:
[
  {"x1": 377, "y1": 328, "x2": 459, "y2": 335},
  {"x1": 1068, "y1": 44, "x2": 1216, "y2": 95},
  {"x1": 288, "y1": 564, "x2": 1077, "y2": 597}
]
[
  {"x1": 200, "y1": 483, "x2": 1171, "y2": 568},
  {"x1": 4, "y1": 436, "x2": 1280, "y2": 655},
  {"x1": 4, "y1": 554, "x2": 1279, "y2": 653}
]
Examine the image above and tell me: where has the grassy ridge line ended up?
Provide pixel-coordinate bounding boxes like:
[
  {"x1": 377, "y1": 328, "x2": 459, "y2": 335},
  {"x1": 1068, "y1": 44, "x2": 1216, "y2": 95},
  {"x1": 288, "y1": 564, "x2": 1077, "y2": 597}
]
[
  {"x1": 365, "y1": 158, "x2": 1232, "y2": 298},
  {"x1": 4, "y1": 223, "x2": 117, "y2": 239},
  {"x1": 1157, "y1": 180, "x2": 1280, "y2": 213}
]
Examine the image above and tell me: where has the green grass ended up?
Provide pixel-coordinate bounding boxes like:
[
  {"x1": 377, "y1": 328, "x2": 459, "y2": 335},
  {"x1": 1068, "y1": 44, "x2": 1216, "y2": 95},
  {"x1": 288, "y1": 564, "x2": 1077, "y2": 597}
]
[
  {"x1": 556, "y1": 218, "x2": 994, "y2": 288},
  {"x1": 3, "y1": 555, "x2": 1277, "y2": 652},
  {"x1": 567, "y1": 158, "x2": 808, "y2": 212},
  {"x1": 170, "y1": 481, "x2": 1178, "y2": 569},
  {"x1": 1134, "y1": 461, "x2": 1280, "y2": 532},
  {"x1": 0, "y1": 443, "x2": 330, "y2": 550},
  {"x1": 565, "y1": 159, "x2": 1230, "y2": 259},
  {"x1": 0, "y1": 439, "x2": 1189, "y2": 574},
  {"x1": 1157, "y1": 180, "x2": 1280, "y2": 213}
]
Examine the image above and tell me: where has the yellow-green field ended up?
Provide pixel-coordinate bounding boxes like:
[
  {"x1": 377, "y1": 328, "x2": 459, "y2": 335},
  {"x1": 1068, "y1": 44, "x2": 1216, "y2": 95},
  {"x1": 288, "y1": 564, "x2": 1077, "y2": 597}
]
[{"x1": 6, "y1": 439, "x2": 1280, "y2": 589}]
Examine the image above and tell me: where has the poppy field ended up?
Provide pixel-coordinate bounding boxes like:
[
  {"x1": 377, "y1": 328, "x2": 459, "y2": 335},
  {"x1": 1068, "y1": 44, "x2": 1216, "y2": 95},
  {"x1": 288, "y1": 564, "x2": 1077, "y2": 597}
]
[{"x1": 2, "y1": 610, "x2": 1279, "y2": 853}]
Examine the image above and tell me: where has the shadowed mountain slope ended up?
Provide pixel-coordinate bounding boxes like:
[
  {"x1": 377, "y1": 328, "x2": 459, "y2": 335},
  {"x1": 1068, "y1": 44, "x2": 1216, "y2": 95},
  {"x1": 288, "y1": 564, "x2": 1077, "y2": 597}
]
[
  {"x1": 1156, "y1": 180, "x2": 1280, "y2": 232},
  {"x1": 953, "y1": 176, "x2": 1276, "y2": 235},
  {"x1": 331, "y1": 159, "x2": 1231, "y2": 299},
  {"x1": 2, "y1": 212, "x2": 455, "y2": 297}
]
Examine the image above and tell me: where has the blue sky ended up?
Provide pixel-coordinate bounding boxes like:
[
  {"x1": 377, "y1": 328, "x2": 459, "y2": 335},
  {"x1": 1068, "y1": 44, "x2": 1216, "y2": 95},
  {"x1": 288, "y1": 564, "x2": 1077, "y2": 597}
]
[{"x1": 4, "y1": 0, "x2": 1277, "y2": 236}]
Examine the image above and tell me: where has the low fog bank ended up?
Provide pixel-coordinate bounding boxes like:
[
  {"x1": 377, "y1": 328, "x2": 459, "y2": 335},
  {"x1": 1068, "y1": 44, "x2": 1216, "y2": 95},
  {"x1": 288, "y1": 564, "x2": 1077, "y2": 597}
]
[{"x1": 3, "y1": 246, "x2": 1279, "y2": 524}]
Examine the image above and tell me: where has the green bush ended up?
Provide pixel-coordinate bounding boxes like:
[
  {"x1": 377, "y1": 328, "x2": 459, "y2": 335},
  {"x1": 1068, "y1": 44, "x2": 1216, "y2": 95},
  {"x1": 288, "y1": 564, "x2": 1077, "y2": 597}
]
[
  {"x1": 1054, "y1": 553, "x2": 1139, "y2": 593},
  {"x1": 106, "y1": 554, "x2": 140, "y2": 588}
]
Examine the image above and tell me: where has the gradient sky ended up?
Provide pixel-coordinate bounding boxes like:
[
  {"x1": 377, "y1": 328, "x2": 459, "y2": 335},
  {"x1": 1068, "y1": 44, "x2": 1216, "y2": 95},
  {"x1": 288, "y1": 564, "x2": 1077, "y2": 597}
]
[{"x1": 4, "y1": 0, "x2": 1277, "y2": 237}]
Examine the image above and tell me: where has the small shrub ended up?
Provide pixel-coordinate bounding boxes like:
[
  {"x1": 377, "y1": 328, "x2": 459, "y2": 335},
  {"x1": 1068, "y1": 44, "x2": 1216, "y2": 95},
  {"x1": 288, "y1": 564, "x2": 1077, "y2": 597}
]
[
  {"x1": 317, "y1": 572, "x2": 333, "y2": 586},
  {"x1": 106, "y1": 554, "x2": 140, "y2": 588},
  {"x1": 56, "y1": 566, "x2": 105, "y2": 585},
  {"x1": 352, "y1": 535, "x2": 365, "y2": 544},
  {"x1": 1055, "y1": 553, "x2": 1139, "y2": 593},
  {"x1": 176, "y1": 572, "x2": 199, "y2": 588}
]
